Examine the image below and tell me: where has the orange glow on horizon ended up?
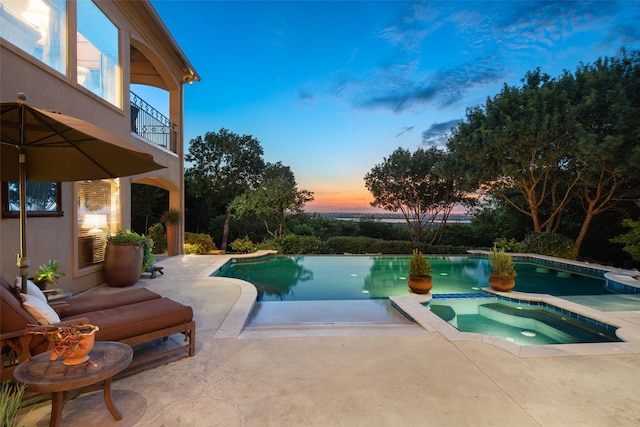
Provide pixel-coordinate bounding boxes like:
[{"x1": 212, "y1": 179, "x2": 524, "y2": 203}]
[
  {"x1": 305, "y1": 186, "x2": 469, "y2": 215},
  {"x1": 305, "y1": 186, "x2": 382, "y2": 213}
]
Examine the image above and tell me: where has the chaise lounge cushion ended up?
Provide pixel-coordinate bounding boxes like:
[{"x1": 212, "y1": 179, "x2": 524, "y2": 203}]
[
  {"x1": 0, "y1": 281, "x2": 49, "y2": 356},
  {"x1": 59, "y1": 287, "x2": 161, "y2": 318},
  {"x1": 68, "y1": 297, "x2": 194, "y2": 342}
]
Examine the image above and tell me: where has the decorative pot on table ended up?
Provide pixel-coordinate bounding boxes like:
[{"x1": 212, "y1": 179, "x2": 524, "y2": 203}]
[{"x1": 51, "y1": 325, "x2": 100, "y2": 366}]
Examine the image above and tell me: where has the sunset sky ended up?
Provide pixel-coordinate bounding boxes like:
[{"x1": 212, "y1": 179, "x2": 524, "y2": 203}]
[{"x1": 149, "y1": 0, "x2": 640, "y2": 213}]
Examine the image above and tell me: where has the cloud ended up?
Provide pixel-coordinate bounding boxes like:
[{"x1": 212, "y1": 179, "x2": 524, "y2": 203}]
[
  {"x1": 341, "y1": 1, "x2": 633, "y2": 115},
  {"x1": 396, "y1": 126, "x2": 414, "y2": 137},
  {"x1": 298, "y1": 87, "x2": 315, "y2": 104},
  {"x1": 421, "y1": 120, "x2": 459, "y2": 147}
]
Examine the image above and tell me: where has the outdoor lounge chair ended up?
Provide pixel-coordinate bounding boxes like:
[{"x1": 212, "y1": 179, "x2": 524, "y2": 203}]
[{"x1": 0, "y1": 277, "x2": 196, "y2": 382}]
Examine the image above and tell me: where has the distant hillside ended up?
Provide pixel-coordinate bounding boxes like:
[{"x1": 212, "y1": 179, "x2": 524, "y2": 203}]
[{"x1": 313, "y1": 212, "x2": 471, "y2": 224}]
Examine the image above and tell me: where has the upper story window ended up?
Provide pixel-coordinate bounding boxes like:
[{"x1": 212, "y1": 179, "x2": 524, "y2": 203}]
[
  {"x1": 0, "y1": 0, "x2": 67, "y2": 74},
  {"x1": 77, "y1": 0, "x2": 121, "y2": 107}
]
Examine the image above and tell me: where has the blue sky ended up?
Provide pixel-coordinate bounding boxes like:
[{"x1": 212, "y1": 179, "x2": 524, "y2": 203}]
[{"x1": 148, "y1": 0, "x2": 640, "y2": 213}]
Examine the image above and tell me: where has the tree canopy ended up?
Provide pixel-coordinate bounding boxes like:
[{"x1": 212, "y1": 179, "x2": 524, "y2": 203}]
[
  {"x1": 184, "y1": 128, "x2": 265, "y2": 247},
  {"x1": 447, "y1": 49, "x2": 640, "y2": 255},
  {"x1": 230, "y1": 162, "x2": 314, "y2": 238},
  {"x1": 364, "y1": 146, "x2": 464, "y2": 243}
]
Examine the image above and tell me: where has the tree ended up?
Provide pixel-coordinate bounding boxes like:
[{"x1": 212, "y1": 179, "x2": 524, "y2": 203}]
[
  {"x1": 131, "y1": 184, "x2": 168, "y2": 235},
  {"x1": 184, "y1": 128, "x2": 265, "y2": 249},
  {"x1": 571, "y1": 51, "x2": 640, "y2": 251},
  {"x1": 447, "y1": 50, "x2": 640, "y2": 255},
  {"x1": 230, "y1": 162, "x2": 314, "y2": 238},
  {"x1": 448, "y1": 69, "x2": 583, "y2": 235},
  {"x1": 364, "y1": 147, "x2": 463, "y2": 243}
]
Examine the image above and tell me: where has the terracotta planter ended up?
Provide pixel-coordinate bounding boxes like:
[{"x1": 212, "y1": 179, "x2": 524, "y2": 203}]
[
  {"x1": 51, "y1": 325, "x2": 99, "y2": 366},
  {"x1": 166, "y1": 224, "x2": 179, "y2": 256},
  {"x1": 104, "y1": 243, "x2": 143, "y2": 287},
  {"x1": 488, "y1": 272, "x2": 515, "y2": 292},
  {"x1": 408, "y1": 274, "x2": 433, "y2": 294}
]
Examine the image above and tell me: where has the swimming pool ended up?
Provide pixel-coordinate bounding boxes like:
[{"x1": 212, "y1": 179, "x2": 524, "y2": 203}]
[
  {"x1": 428, "y1": 297, "x2": 620, "y2": 345},
  {"x1": 214, "y1": 255, "x2": 613, "y2": 302}
]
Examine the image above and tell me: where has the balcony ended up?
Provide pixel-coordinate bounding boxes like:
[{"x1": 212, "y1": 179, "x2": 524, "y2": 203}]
[{"x1": 130, "y1": 91, "x2": 177, "y2": 153}]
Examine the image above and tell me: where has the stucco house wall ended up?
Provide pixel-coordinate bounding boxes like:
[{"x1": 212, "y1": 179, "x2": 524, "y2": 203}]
[{"x1": 0, "y1": 0, "x2": 198, "y2": 293}]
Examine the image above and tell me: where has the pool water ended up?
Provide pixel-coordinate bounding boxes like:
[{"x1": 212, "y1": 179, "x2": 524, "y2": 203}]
[
  {"x1": 214, "y1": 255, "x2": 612, "y2": 302},
  {"x1": 429, "y1": 298, "x2": 620, "y2": 345}
]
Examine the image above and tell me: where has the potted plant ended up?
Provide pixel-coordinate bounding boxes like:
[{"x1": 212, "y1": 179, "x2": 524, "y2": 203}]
[
  {"x1": 33, "y1": 259, "x2": 65, "y2": 290},
  {"x1": 408, "y1": 249, "x2": 433, "y2": 294},
  {"x1": 104, "y1": 230, "x2": 154, "y2": 287},
  {"x1": 27, "y1": 323, "x2": 99, "y2": 365},
  {"x1": 162, "y1": 208, "x2": 181, "y2": 256},
  {"x1": 488, "y1": 245, "x2": 517, "y2": 291}
]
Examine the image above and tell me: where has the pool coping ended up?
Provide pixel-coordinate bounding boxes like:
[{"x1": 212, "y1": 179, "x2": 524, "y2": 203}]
[{"x1": 210, "y1": 251, "x2": 640, "y2": 356}]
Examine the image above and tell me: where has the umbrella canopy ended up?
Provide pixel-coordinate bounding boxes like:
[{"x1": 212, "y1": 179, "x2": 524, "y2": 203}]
[
  {"x1": 1, "y1": 94, "x2": 165, "y2": 292},
  {"x1": 1, "y1": 101, "x2": 163, "y2": 182}
]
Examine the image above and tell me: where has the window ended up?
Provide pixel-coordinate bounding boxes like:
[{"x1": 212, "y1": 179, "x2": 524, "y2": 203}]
[
  {"x1": 1, "y1": 181, "x2": 62, "y2": 218},
  {"x1": 0, "y1": 0, "x2": 67, "y2": 74},
  {"x1": 77, "y1": 179, "x2": 119, "y2": 268},
  {"x1": 77, "y1": 0, "x2": 121, "y2": 107}
]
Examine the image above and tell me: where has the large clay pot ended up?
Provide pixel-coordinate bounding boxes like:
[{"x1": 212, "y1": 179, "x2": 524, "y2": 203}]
[
  {"x1": 488, "y1": 272, "x2": 515, "y2": 292},
  {"x1": 408, "y1": 274, "x2": 433, "y2": 294},
  {"x1": 103, "y1": 243, "x2": 143, "y2": 287},
  {"x1": 166, "y1": 224, "x2": 179, "y2": 256}
]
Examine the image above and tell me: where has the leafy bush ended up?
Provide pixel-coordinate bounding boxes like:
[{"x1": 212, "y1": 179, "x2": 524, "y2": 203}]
[
  {"x1": 256, "y1": 234, "x2": 324, "y2": 254},
  {"x1": 184, "y1": 232, "x2": 217, "y2": 254},
  {"x1": 488, "y1": 245, "x2": 516, "y2": 276},
  {"x1": 325, "y1": 236, "x2": 469, "y2": 255},
  {"x1": 523, "y1": 232, "x2": 578, "y2": 260},
  {"x1": 409, "y1": 249, "x2": 433, "y2": 275},
  {"x1": 148, "y1": 223, "x2": 166, "y2": 254},
  {"x1": 610, "y1": 219, "x2": 640, "y2": 262},
  {"x1": 493, "y1": 237, "x2": 525, "y2": 253},
  {"x1": 230, "y1": 235, "x2": 255, "y2": 253}
]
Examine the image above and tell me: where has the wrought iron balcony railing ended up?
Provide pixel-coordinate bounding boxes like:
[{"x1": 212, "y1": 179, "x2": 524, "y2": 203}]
[{"x1": 130, "y1": 91, "x2": 177, "y2": 153}]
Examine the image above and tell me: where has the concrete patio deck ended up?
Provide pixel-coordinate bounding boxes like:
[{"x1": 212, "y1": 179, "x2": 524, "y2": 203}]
[{"x1": 16, "y1": 254, "x2": 640, "y2": 426}]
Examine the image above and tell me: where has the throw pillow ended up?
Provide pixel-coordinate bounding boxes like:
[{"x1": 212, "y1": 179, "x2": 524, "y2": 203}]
[
  {"x1": 20, "y1": 293, "x2": 60, "y2": 325},
  {"x1": 15, "y1": 277, "x2": 48, "y2": 303}
]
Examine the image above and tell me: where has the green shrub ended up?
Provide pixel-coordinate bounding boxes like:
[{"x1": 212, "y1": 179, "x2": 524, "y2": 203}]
[
  {"x1": 230, "y1": 235, "x2": 255, "y2": 253},
  {"x1": 523, "y1": 232, "x2": 578, "y2": 260},
  {"x1": 610, "y1": 219, "x2": 640, "y2": 262},
  {"x1": 409, "y1": 249, "x2": 433, "y2": 275},
  {"x1": 493, "y1": 237, "x2": 525, "y2": 253},
  {"x1": 184, "y1": 232, "x2": 217, "y2": 254},
  {"x1": 488, "y1": 245, "x2": 516, "y2": 276},
  {"x1": 325, "y1": 236, "x2": 469, "y2": 255},
  {"x1": 148, "y1": 223, "x2": 166, "y2": 254},
  {"x1": 256, "y1": 234, "x2": 324, "y2": 254}
]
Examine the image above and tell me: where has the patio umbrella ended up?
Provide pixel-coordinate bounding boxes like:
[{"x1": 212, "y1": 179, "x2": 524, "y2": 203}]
[{"x1": 1, "y1": 93, "x2": 165, "y2": 292}]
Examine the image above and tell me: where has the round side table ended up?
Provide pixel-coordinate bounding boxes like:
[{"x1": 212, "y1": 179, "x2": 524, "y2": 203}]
[{"x1": 13, "y1": 341, "x2": 133, "y2": 427}]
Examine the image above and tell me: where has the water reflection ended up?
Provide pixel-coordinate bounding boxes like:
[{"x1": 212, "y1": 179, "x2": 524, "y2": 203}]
[
  {"x1": 224, "y1": 256, "x2": 313, "y2": 300},
  {"x1": 216, "y1": 255, "x2": 610, "y2": 301}
]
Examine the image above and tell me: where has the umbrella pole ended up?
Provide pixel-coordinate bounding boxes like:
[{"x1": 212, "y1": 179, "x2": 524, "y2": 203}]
[
  {"x1": 18, "y1": 101, "x2": 30, "y2": 293},
  {"x1": 18, "y1": 155, "x2": 30, "y2": 292}
]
